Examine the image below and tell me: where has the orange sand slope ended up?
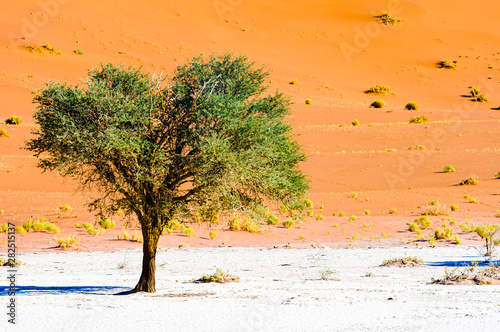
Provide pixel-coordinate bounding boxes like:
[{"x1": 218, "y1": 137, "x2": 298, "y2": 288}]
[{"x1": 0, "y1": 0, "x2": 499, "y2": 250}]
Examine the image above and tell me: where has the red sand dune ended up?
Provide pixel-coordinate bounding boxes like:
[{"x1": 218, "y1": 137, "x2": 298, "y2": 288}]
[{"x1": 0, "y1": 0, "x2": 499, "y2": 251}]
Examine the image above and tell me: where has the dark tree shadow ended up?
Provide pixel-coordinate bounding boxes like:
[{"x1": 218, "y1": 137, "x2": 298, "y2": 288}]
[
  {"x1": 426, "y1": 259, "x2": 500, "y2": 267},
  {"x1": 0, "y1": 286, "x2": 128, "y2": 296}
]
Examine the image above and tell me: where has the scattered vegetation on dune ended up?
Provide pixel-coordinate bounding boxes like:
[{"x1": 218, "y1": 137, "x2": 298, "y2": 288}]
[
  {"x1": 381, "y1": 256, "x2": 424, "y2": 267},
  {"x1": 414, "y1": 215, "x2": 432, "y2": 229},
  {"x1": 22, "y1": 219, "x2": 60, "y2": 233},
  {"x1": 73, "y1": 49, "x2": 83, "y2": 55},
  {"x1": 375, "y1": 12, "x2": 404, "y2": 25},
  {"x1": 370, "y1": 99, "x2": 385, "y2": 108},
  {"x1": 409, "y1": 115, "x2": 428, "y2": 123},
  {"x1": 437, "y1": 59, "x2": 457, "y2": 69},
  {"x1": 405, "y1": 101, "x2": 419, "y2": 110},
  {"x1": 408, "y1": 145, "x2": 426, "y2": 150},
  {"x1": 459, "y1": 175, "x2": 479, "y2": 186},
  {"x1": 193, "y1": 269, "x2": 240, "y2": 283},
  {"x1": 25, "y1": 43, "x2": 62, "y2": 55},
  {"x1": 5, "y1": 116, "x2": 22, "y2": 125},
  {"x1": 474, "y1": 93, "x2": 489, "y2": 102},
  {"x1": 470, "y1": 87, "x2": 481, "y2": 98},
  {"x1": 365, "y1": 85, "x2": 390, "y2": 95}
]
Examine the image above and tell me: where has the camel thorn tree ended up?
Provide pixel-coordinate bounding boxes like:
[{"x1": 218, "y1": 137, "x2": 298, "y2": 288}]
[{"x1": 26, "y1": 53, "x2": 309, "y2": 293}]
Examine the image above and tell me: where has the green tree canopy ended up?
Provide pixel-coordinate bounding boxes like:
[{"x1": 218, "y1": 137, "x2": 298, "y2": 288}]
[{"x1": 26, "y1": 53, "x2": 309, "y2": 292}]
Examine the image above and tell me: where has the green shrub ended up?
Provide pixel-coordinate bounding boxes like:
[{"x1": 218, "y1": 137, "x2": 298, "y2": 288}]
[
  {"x1": 267, "y1": 215, "x2": 280, "y2": 225},
  {"x1": 338, "y1": 211, "x2": 345, "y2": 217},
  {"x1": 59, "y1": 205, "x2": 71, "y2": 212},
  {"x1": 283, "y1": 220, "x2": 295, "y2": 228},
  {"x1": 73, "y1": 49, "x2": 83, "y2": 55},
  {"x1": 469, "y1": 197, "x2": 478, "y2": 204},
  {"x1": 315, "y1": 214, "x2": 324, "y2": 221},
  {"x1": 450, "y1": 204, "x2": 459, "y2": 212},
  {"x1": 98, "y1": 218, "x2": 115, "y2": 229},
  {"x1": 304, "y1": 198, "x2": 314, "y2": 209},
  {"x1": 437, "y1": 60, "x2": 457, "y2": 69},
  {"x1": 405, "y1": 101, "x2": 419, "y2": 110},
  {"x1": 443, "y1": 165, "x2": 455, "y2": 173},
  {"x1": 365, "y1": 85, "x2": 390, "y2": 95},
  {"x1": 81, "y1": 222, "x2": 93, "y2": 229},
  {"x1": 428, "y1": 200, "x2": 439, "y2": 206},
  {"x1": 5, "y1": 116, "x2": 22, "y2": 125},
  {"x1": 370, "y1": 99, "x2": 385, "y2": 108},
  {"x1": 349, "y1": 216, "x2": 358, "y2": 222},
  {"x1": 409, "y1": 115, "x2": 428, "y2": 124},
  {"x1": 414, "y1": 215, "x2": 432, "y2": 228}
]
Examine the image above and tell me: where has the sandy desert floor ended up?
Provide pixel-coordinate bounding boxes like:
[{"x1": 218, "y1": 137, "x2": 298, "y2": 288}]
[{"x1": 1, "y1": 246, "x2": 500, "y2": 331}]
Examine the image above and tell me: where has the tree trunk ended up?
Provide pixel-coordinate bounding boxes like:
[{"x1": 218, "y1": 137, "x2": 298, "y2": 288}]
[{"x1": 120, "y1": 224, "x2": 161, "y2": 294}]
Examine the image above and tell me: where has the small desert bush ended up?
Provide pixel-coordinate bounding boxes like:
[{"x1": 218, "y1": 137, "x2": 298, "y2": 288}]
[
  {"x1": 443, "y1": 165, "x2": 455, "y2": 173},
  {"x1": 381, "y1": 256, "x2": 424, "y2": 267},
  {"x1": 267, "y1": 215, "x2": 280, "y2": 225},
  {"x1": 283, "y1": 220, "x2": 295, "y2": 228},
  {"x1": 428, "y1": 200, "x2": 439, "y2": 206},
  {"x1": 469, "y1": 197, "x2": 478, "y2": 204},
  {"x1": 365, "y1": 210, "x2": 370, "y2": 215},
  {"x1": 0, "y1": 257, "x2": 23, "y2": 267},
  {"x1": 349, "y1": 216, "x2": 358, "y2": 222},
  {"x1": 304, "y1": 198, "x2": 314, "y2": 208},
  {"x1": 193, "y1": 268, "x2": 240, "y2": 283},
  {"x1": 117, "y1": 230, "x2": 130, "y2": 240},
  {"x1": 495, "y1": 209, "x2": 500, "y2": 218},
  {"x1": 365, "y1": 85, "x2": 390, "y2": 95},
  {"x1": 474, "y1": 93, "x2": 489, "y2": 102},
  {"x1": 414, "y1": 215, "x2": 432, "y2": 229},
  {"x1": 87, "y1": 227, "x2": 105, "y2": 236},
  {"x1": 370, "y1": 99, "x2": 385, "y2": 108},
  {"x1": 98, "y1": 218, "x2": 115, "y2": 229},
  {"x1": 57, "y1": 235, "x2": 80, "y2": 250},
  {"x1": 435, "y1": 224, "x2": 454, "y2": 240},
  {"x1": 15, "y1": 226, "x2": 27, "y2": 234},
  {"x1": 422, "y1": 203, "x2": 450, "y2": 216},
  {"x1": 352, "y1": 119, "x2": 360, "y2": 126},
  {"x1": 338, "y1": 211, "x2": 345, "y2": 217},
  {"x1": 315, "y1": 214, "x2": 324, "y2": 221},
  {"x1": 450, "y1": 204, "x2": 459, "y2": 212},
  {"x1": 307, "y1": 210, "x2": 314, "y2": 217},
  {"x1": 409, "y1": 115, "x2": 428, "y2": 124},
  {"x1": 305, "y1": 98, "x2": 313, "y2": 105},
  {"x1": 5, "y1": 116, "x2": 22, "y2": 125},
  {"x1": 131, "y1": 232, "x2": 143, "y2": 243},
  {"x1": 437, "y1": 60, "x2": 457, "y2": 69},
  {"x1": 405, "y1": 101, "x2": 419, "y2": 110},
  {"x1": 290, "y1": 78, "x2": 298, "y2": 85},
  {"x1": 459, "y1": 175, "x2": 479, "y2": 185},
  {"x1": 180, "y1": 224, "x2": 195, "y2": 237},
  {"x1": 375, "y1": 12, "x2": 404, "y2": 25},
  {"x1": 351, "y1": 193, "x2": 358, "y2": 198},
  {"x1": 470, "y1": 87, "x2": 481, "y2": 98},
  {"x1": 495, "y1": 171, "x2": 500, "y2": 179},
  {"x1": 0, "y1": 224, "x2": 8, "y2": 233},
  {"x1": 81, "y1": 222, "x2": 93, "y2": 229},
  {"x1": 73, "y1": 49, "x2": 83, "y2": 55},
  {"x1": 389, "y1": 208, "x2": 397, "y2": 214},
  {"x1": 0, "y1": 128, "x2": 8, "y2": 137},
  {"x1": 209, "y1": 230, "x2": 218, "y2": 240},
  {"x1": 23, "y1": 220, "x2": 60, "y2": 233},
  {"x1": 59, "y1": 205, "x2": 71, "y2": 212},
  {"x1": 409, "y1": 223, "x2": 422, "y2": 234},
  {"x1": 408, "y1": 145, "x2": 426, "y2": 150}
]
